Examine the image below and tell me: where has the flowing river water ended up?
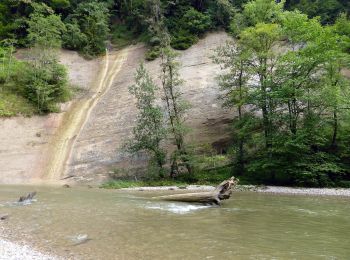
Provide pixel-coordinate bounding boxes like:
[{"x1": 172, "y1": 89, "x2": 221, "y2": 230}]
[{"x1": 0, "y1": 186, "x2": 349, "y2": 259}]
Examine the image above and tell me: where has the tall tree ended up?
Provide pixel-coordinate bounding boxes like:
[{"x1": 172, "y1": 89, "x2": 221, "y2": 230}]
[
  {"x1": 26, "y1": 3, "x2": 68, "y2": 113},
  {"x1": 67, "y1": 0, "x2": 110, "y2": 56},
  {"x1": 212, "y1": 41, "x2": 252, "y2": 174},
  {"x1": 148, "y1": 0, "x2": 193, "y2": 176},
  {"x1": 126, "y1": 63, "x2": 167, "y2": 175},
  {"x1": 239, "y1": 22, "x2": 282, "y2": 150}
]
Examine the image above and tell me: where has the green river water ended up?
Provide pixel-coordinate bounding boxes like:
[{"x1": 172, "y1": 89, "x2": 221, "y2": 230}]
[{"x1": 0, "y1": 186, "x2": 349, "y2": 259}]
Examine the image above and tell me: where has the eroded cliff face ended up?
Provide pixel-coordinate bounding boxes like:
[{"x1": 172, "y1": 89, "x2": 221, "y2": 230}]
[
  {"x1": 0, "y1": 50, "x2": 103, "y2": 184},
  {"x1": 0, "y1": 32, "x2": 233, "y2": 184},
  {"x1": 66, "y1": 32, "x2": 233, "y2": 183}
]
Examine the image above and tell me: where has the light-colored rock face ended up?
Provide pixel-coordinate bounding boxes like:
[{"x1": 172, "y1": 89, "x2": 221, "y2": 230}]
[
  {"x1": 59, "y1": 50, "x2": 102, "y2": 92},
  {"x1": 67, "y1": 32, "x2": 233, "y2": 181},
  {"x1": 0, "y1": 32, "x2": 233, "y2": 184},
  {"x1": 0, "y1": 115, "x2": 57, "y2": 184},
  {"x1": 0, "y1": 51, "x2": 102, "y2": 184}
]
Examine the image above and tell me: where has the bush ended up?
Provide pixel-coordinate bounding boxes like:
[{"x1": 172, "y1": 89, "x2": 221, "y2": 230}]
[
  {"x1": 145, "y1": 47, "x2": 160, "y2": 61},
  {"x1": 229, "y1": 13, "x2": 247, "y2": 36},
  {"x1": 19, "y1": 61, "x2": 70, "y2": 113},
  {"x1": 171, "y1": 30, "x2": 198, "y2": 50},
  {"x1": 207, "y1": 0, "x2": 236, "y2": 28},
  {"x1": 182, "y1": 8, "x2": 212, "y2": 35},
  {"x1": 110, "y1": 23, "x2": 136, "y2": 48},
  {"x1": 62, "y1": 19, "x2": 88, "y2": 50}
]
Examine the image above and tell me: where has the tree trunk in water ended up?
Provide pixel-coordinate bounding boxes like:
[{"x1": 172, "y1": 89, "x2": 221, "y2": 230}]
[{"x1": 154, "y1": 177, "x2": 239, "y2": 205}]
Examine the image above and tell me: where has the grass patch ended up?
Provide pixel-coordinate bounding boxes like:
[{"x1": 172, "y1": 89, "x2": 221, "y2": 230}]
[
  {"x1": 101, "y1": 179, "x2": 189, "y2": 189},
  {"x1": 100, "y1": 164, "x2": 254, "y2": 189},
  {"x1": 0, "y1": 89, "x2": 36, "y2": 117}
]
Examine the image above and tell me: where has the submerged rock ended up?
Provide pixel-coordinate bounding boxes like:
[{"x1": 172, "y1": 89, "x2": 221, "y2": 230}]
[
  {"x1": 18, "y1": 192, "x2": 36, "y2": 203},
  {"x1": 71, "y1": 234, "x2": 91, "y2": 246},
  {"x1": 0, "y1": 214, "x2": 9, "y2": 220}
]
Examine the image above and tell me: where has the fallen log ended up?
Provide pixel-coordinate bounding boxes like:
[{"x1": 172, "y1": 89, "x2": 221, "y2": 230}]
[{"x1": 155, "y1": 176, "x2": 238, "y2": 205}]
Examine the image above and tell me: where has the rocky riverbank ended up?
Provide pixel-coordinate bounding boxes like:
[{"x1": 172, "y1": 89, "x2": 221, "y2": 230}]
[
  {"x1": 0, "y1": 224, "x2": 60, "y2": 260},
  {"x1": 120, "y1": 185, "x2": 350, "y2": 197},
  {"x1": 0, "y1": 238, "x2": 59, "y2": 260}
]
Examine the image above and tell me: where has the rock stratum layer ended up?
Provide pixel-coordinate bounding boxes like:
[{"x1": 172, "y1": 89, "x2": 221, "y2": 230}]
[{"x1": 0, "y1": 32, "x2": 232, "y2": 184}]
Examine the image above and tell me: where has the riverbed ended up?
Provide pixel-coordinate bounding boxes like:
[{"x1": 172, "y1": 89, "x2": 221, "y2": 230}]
[{"x1": 1, "y1": 186, "x2": 349, "y2": 259}]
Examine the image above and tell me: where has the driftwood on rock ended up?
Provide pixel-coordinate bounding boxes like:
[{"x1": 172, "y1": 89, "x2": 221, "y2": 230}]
[
  {"x1": 156, "y1": 176, "x2": 238, "y2": 205},
  {"x1": 18, "y1": 192, "x2": 36, "y2": 203}
]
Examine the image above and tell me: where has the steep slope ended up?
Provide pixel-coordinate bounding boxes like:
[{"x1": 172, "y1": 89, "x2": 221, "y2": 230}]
[
  {"x1": 0, "y1": 50, "x2": 103, "y2": 184},
  {"x1": 66, "y1": 32, "x2": 233, "y2": 183},
  {"x1": 44, "y1": 49, "x2": 129, "y2": 182},
  {"x1": 0, "y1": 32, "x2": 233, "y2": 184}
]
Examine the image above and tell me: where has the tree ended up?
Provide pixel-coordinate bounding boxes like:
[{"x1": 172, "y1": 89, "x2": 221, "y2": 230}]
[
  {"x1": 239, "y1": 22, "x2": 282, "y2": 150},
  {"x1": 208, "y1": 0, "x2": 236, "y2": 28},
  {"x1": 230, "y1": 0, "x2": 285, "y2": 36},
  {"x1": 243, "y1": 0, "x2": 285, "y2": 26},
  {"x1": 160, "y1": 46, "x2": 192, "y2": 176},
  {"x1": 67, "y1": 0, "x2": 110, "y2": 56},
  {"x1": 215, "y1": 0, "x2": 350, "y2": 186},
  {"x1": 318, "y1": 28, "x2": 350, "y2": 148},
  {"x1": 62, "y1": 19, "x2": 88, "y2": 50},
  {"x1": 126, "y1": 63, "x2": 167, "y2": 175},
  {"x1": 181, "y1": 7, "x2": 211, "y2": 35},
  {"x1": 212, "y1": 41, "x2": 252, "y2": 174},
  {"x1": 0, "y1": 39, "x2": 16, "y2": 84},
  {"x1": 26, "y1": 3, "x2": 69, "y2": 113}
]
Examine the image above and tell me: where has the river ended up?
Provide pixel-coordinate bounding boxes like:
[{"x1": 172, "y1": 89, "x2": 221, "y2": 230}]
[{"x1": 0, "y1": 186, "x2": 349, "y2": 259}]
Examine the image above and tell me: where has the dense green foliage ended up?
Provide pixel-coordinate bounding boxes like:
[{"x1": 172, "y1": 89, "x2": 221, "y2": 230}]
[
  {"x1": 213, "y1": 1, "x2": 350, "y2": 187},
  {"x1": 0, "y1": 0, "x2": 349, "y2": 57},
  {"x1": 126, "y1": 63, "x2": 167, "y2": 174},
  {"x1": 0, "y1": 3, "x2": 70, "y2": 116},
  {"x1": 125, "y1": 0, "x2": 350, "y2": 187},
  {"x1": 127, "y1": 21, "x2": 194, "y2": 178}
]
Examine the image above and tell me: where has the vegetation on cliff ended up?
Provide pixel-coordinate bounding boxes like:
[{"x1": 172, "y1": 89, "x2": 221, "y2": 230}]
[
  {"x1": 213, "y1": 2, "x2": 350, "y2": 187},
  {"x1": 1, "y1": 3, "x2": 70, "y2": 116},
  {"x1": 123, "y1": 0, "x2": 350, "y2": 188}
]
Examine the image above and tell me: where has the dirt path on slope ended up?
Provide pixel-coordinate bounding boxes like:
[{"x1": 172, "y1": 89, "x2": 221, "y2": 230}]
[{"x1": 43, "y1": 49, "x2": 129, "y2": 182}]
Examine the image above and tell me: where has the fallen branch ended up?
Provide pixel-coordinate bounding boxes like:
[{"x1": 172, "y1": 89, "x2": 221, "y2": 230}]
[{"x1": 154, "y1": 176, "x2": 238, "y2": 205}]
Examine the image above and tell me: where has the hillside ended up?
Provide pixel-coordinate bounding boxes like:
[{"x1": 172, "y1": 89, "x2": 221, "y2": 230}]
[
  {"x1": 0, "y1": 0, "x2": 350, "y2": 187},
  {"x1": 0, "y1": 50, "x2": 103, "y2": 184},
  {"x1": 0, "y1": 32, "x2": 231, "y2": 184}
]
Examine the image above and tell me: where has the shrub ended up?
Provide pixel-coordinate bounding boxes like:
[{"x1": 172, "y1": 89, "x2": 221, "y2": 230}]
[
  {"x1": 19, "y1": 61, "x2": 70, "y2": 113},
  {"x1": 170, "y1": 30, "x2": 198, "y2": 50},
  {"x1": 145, "y1": 47, "x2": 160, "y2": 61},
  {"x1": 62, "y1": 19, "x2": 88, "y2": 50},
  {"x1": 182, "y1": 8, "x2": 212, "y2": 35},
  {"x1": 229, "y1": 13, "x2": 248, "y2": 36},
  {"x1": 110, "y1": 23, "x2": 136, "y2": 48}
]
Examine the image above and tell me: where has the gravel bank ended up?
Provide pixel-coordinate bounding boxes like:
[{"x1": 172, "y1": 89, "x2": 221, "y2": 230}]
[
  {"x1": 254, "y1": 186, "x2": 350, "y2": 196},
  {"x1": 0, "y1": 239, "x2": 59, "y2": 260},
  {"x1": 120, "y1": 185, "x2": 216, "y2": 192},
  {"x1": 121, "y1": 185, "x2": 350, "y2": 196},
  {"x1": 0, "y1": 225, "x2": 59, "y2": 260}
]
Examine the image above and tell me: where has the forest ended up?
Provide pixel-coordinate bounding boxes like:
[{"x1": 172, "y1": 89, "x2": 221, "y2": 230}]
[{"x1": 1, "y1": 0, "x2": 350, "y2": 187}]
